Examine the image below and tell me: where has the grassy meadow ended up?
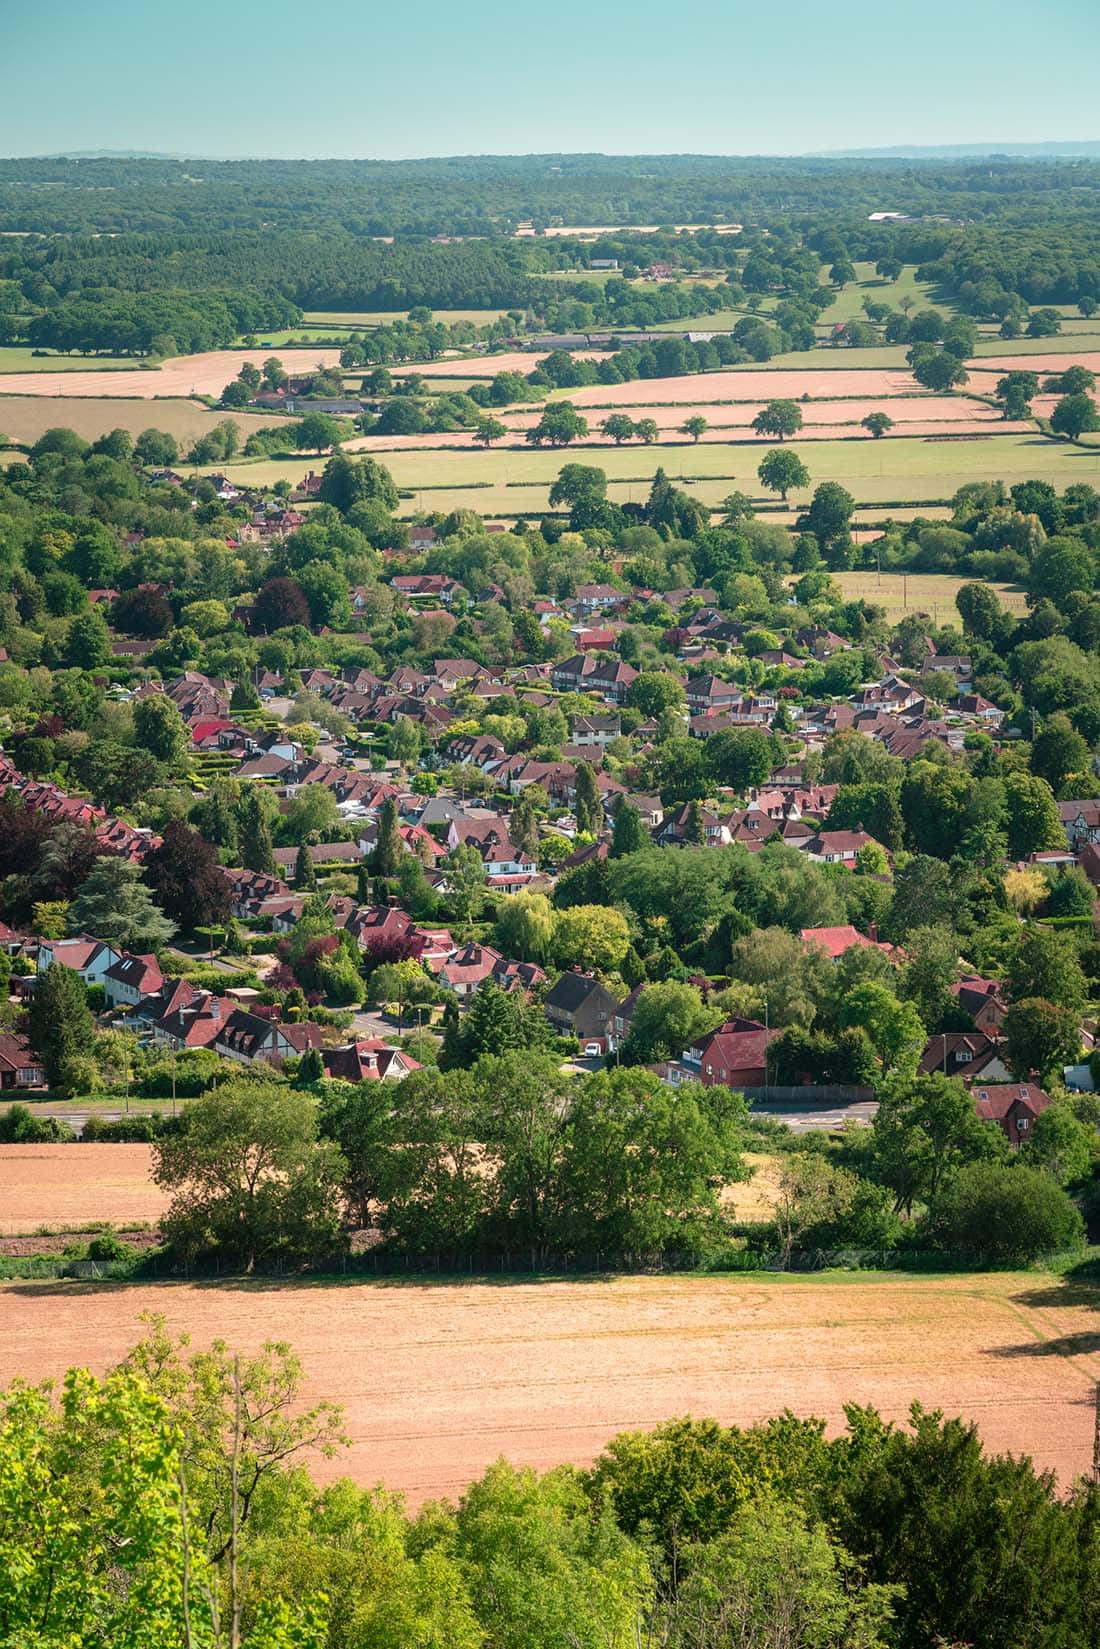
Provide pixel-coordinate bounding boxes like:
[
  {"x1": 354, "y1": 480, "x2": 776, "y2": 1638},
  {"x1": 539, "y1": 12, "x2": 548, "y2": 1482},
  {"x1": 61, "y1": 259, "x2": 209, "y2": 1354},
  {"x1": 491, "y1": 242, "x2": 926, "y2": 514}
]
[
  {"x1": 0, "y1": 347, "x2": 142, "y2": 373},
  {"x1": 201, "y1": 428, "x2": 1099, "y2": 518}
]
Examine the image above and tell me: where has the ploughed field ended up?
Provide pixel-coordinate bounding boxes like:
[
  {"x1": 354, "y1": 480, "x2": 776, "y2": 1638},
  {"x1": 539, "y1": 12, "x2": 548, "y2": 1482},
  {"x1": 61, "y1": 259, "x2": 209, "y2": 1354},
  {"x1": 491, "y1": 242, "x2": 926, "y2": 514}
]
[{"x1": 2, "y1": 1271, "x2": 1096, "y2": 1505}]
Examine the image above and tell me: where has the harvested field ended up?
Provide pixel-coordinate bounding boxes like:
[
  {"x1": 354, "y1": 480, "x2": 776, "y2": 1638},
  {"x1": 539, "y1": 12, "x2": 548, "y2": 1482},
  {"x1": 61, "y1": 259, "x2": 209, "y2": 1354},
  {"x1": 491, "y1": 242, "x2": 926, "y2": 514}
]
[
  {"x1": 0, "y1": 347, "x2": 343, "y2": 400},
  {"x1": 564, "y1": 367, "x2": 921, "y2": 405},
  {"x1": 526, "y1": 394, "x2": 1000, "y2": 429},
  {"x1": 2, "y1": 1271, "x2": 1096, "y2": 1503},
  {"x1": 832, "y1": 570, "x2": 1028, "y2": 621},
  {"x1": 0, "y1": 396, "x2": 292, "y2": 448},
  {"x1": 722, "y1": 1152, "x2": 783, "y2": 1222},
  {"x1": 389, "y1": 351, "x2": 600, "y2": 379},
  {"x1": 0, "y1": 1143, "x2": 168, "y2": 1234}
]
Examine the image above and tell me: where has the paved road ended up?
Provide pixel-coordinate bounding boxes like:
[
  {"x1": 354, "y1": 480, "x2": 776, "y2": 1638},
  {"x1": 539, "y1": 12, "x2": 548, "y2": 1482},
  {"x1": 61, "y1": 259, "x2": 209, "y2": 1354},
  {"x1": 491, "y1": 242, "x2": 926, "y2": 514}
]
[{"x1": 750, "y1": 1101, "x2": 878, "y2": 1134}]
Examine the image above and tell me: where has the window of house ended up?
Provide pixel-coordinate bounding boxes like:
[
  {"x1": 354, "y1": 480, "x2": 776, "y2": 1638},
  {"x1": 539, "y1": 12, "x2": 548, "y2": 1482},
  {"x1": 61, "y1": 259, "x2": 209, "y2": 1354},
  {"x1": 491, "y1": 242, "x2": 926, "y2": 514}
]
[{"x1": 1017, "y1": 1117, "x2": 1029, "y2": 1130}]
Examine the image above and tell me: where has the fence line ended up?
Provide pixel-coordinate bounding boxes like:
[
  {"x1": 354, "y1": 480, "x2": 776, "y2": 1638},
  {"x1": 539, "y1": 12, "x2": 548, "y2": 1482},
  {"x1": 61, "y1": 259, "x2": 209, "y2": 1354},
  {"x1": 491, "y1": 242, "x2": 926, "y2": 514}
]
[{"x1": 0, "y1": 1246, "x2": 1022, "y2": 1283}]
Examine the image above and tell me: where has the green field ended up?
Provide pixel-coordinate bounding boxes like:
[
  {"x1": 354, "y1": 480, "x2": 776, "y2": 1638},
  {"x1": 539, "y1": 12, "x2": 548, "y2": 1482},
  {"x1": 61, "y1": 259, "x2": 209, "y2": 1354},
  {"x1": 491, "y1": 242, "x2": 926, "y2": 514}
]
[
  {"x1": 971, "y1": 332, "x2": 1100, "y2": 356},
  {"x1": 0, "y1": 346, "x2": 141, "y2": 373},
  {"x1": 204, "y1": 428, "x2": 1099, "y2": 518},
  {"x1": 302, "y1": 308, "x2": 513, "y2": 327},
  {"x1": 813, "y1": 262, "x2": 942, "y2": 327}
]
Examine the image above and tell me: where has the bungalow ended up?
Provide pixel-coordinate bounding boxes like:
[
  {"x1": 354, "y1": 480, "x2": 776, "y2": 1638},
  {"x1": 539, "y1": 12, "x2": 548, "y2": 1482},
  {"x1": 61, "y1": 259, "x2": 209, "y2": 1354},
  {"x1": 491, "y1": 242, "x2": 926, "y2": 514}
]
[
  {"x1": 572, "y1": 583, "x2": 622, "y2": 613},
  {"x1": 800, "y1": 830, "x2": 875, "y2": 866},
  {"x1": 322, "y1": 1039, "x2": 420, "y2": 1082},
  {"x1": 543, "y1": 969, "x2": 620, "y2": 1054},
  {"x1": 438, "y1": 942, "x2": 502, "y2": 998},
  {"x1": 920, "y1": 654, "x2": 973, "y2": 687},
  {"x1": 801, "y1": 925, "x2": 897, "y2": 963},
  {"x1": 974, "y1": 1082, "x2": 1052, "y2": 1145},
  {"x1": 492, "y1": 958, "x2": 547, "y2": 995},
  {"x1": 152, "y1": 989, "x2": 233, "y2": 1051},
  {"x1": 956, "y1": 694, "x2": 1005, "y2": 726}
]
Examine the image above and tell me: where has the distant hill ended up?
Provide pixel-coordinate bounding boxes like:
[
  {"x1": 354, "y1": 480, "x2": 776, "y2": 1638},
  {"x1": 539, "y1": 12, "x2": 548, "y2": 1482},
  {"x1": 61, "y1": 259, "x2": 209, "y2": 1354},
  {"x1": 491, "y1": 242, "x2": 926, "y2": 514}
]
[
  {"x1": 812, "y1": 141, "x2": 1100, "y2": 160},
  {"x1": 36, "y1": 149, "x2": 206, "y2": 160}
]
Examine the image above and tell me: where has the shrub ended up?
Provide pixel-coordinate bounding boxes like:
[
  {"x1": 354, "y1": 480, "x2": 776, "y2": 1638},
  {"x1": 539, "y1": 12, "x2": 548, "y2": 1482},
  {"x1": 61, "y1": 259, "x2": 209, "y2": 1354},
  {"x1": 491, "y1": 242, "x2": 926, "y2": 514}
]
[{"x1": 926, "y1": 1162, "x2": 1085, "y2": 1264}]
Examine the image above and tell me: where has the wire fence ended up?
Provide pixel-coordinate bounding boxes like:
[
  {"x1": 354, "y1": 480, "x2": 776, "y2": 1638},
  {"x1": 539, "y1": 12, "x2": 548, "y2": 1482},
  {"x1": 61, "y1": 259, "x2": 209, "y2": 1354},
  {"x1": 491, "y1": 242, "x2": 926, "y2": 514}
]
[{"x1": 0, "y1": 1245, "x2": 1040, "y2": 1283}]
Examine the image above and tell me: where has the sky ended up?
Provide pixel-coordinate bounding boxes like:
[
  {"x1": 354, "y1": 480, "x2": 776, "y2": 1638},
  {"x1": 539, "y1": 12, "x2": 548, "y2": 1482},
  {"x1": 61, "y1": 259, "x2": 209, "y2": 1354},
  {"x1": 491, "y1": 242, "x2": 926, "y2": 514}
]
[{"x1": 4, "y1": 0, "x2": 1100, "y2": 160}]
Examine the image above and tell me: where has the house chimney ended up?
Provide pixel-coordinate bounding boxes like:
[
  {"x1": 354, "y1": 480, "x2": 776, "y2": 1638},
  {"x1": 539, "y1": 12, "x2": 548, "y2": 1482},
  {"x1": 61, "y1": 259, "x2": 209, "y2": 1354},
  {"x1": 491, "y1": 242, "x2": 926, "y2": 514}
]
[{"x1": 869, "y1": 922, "x2": 877, "y2": 942}]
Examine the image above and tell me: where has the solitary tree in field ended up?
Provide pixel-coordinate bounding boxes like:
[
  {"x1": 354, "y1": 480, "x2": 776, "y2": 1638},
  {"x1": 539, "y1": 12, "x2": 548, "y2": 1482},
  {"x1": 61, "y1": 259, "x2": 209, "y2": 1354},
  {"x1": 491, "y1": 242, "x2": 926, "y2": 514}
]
[
  {"x1": 474, "y1": 415, "x2": 507, "y2": 446},
  {"x1": 751, "y1": 399, "x2": 803, "y2": 441},
  {"x1": 1001, "y1": 386, "x2": 1032, "y2": 421},
  {"x1": 875, "y1": 256, "x2": 903, "y2": 281},
  {"x1": 911, "y1": 351, "x2": 969, "y2": 392},
  {"x1": 758, "y1": 448, "x2": 810, "y2": 502},
  {"x1": 526, "y1": 402, "x2": 589, "y2": 447},
  {"x1": 680, "y1": 415, "x2": 707, "y2": 443},
  {"x1": 1051, "y1": 392, "x2": 1100, "y2": 443},
  {"x1": 600, "y1": 413, "x2": 636, "y2": 445},
  {"x1": 994, "y1": 370, "x2": 1039, "y2": 421},
  {"x1": 861, "y1": 411, "x2": 894, "y2": 438},
  {"x1": 294, "y1": 412, "x2": 342, "y2": 454},
  {"x1": 634, "y1": 418, "x2": 659, "y2": 444}
]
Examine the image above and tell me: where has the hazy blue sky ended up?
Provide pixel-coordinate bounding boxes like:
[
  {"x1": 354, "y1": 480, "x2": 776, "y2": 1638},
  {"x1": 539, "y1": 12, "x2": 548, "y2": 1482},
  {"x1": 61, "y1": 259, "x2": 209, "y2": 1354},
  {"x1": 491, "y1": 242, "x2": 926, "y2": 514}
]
[{"x1": 6, "y1": 0, "x2": 1100, "y2": 159}]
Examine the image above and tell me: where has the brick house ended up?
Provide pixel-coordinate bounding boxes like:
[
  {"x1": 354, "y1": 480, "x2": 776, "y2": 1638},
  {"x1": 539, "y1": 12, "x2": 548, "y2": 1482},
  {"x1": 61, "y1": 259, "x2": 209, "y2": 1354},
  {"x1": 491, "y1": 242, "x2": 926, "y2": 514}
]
[{"x1": 973, "y1": 1082, "x2": 1052, "y2": 1145}]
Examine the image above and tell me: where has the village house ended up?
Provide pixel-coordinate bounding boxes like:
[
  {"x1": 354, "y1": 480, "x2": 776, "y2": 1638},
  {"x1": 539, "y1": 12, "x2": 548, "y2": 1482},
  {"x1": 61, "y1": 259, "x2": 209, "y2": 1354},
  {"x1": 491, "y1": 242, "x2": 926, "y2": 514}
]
[
  {"x1": 213, "y1": 1009, "x2": 324, "y2": 1067},
  {"x1": 437, "y1": 942, "x2": 502, "y2": 998},
  {"x1": 542, "y1": 968, "x2": 620, "y2": 1054},
  {"x1": 322, "y1": 1039, "x2": 421, "y2": 1082},
  {"x1": 0, "y1": 1033, "x2": 45, "y2": 1090},
  {"x1": 570, "y1": 714, "x2": 621, "y2": 748},
  {"x1": 951, "y1": 977, "x2": 1008, "y2": 1034},
  {"x1": 36, "y1": 938, "x2": 121, "y2": 988},
  {"x1": 918, "y1": 1031, "x2": 1010, "y2": 1082},
  {"x1": 973, "y1": 1082, "x2": 1052, "y2": 1145},
  {"x1": 102, "y1": 953, "x2": 164, "y2": 1011},
  {"x1": 677, "y1": 1017, "x2": 779, "y2": 1088},
  {"x1": 1058, "y1": 800, "x2": 1100, "y2": 849}
]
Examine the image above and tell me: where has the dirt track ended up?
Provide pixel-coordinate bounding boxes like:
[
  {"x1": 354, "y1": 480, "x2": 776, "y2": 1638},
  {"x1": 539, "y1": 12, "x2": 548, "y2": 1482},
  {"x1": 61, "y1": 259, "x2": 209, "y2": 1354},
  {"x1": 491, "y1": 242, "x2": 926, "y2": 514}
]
[{"x1": 3, "y1": 1271, "x2": 1095, "y2": 1504}]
